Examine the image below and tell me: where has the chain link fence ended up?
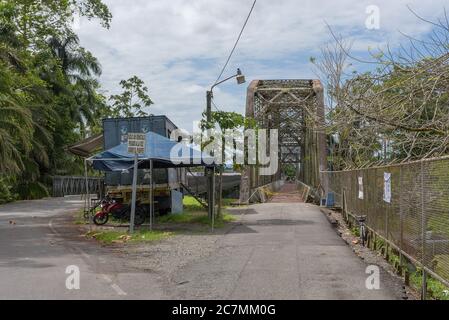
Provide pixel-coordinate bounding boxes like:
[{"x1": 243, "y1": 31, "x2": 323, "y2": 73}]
[{"x1": 323, "y1": 156, "x2": 449, "y2": 288}]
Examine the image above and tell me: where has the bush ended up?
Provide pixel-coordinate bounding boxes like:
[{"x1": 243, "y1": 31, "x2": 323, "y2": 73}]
[
  {"x1": 0, "y1": 178, "x2": 17, "y2": 204},
  {"x1": 15, "y1": 181, "x2": 49, "y2": 200}
]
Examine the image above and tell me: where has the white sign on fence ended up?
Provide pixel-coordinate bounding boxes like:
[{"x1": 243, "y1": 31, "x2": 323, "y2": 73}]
[
  {"x1": 358, "y1": 176, "x2": 364, "y2": 199},
  {"x1": 383, "y1": 172, "x2": 392, "y2": 203},
  {"x1": 128, "y1": 133, "x2": 146, "y2": 154}
]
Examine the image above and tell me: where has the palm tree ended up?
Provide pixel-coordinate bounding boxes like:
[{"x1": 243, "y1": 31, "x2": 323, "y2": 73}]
[
  {"x1": 47, "y1": 33, "x2": 103, "y2": 136},
  {"x1": 0, "y1": 21, "x2": 52, "y2": 180},
  {"x1": 0, "y1": 94, "x2": 33, "y2": 173},
  {"x1": 48, "y1": 33, "x2": 102, "y2": 80},
  {"x1": 0, "y1": 22, "x2": 25, "y2": 72}
]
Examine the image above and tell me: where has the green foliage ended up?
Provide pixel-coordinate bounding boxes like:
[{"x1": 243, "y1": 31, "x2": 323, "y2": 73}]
[
  {"x1": 16, "y1": 180, "x2": 49, "y2": 200},
  {"x1": 410, "y1": 269, "x2": 449, "y2": 300},
  {"x1": 183, "y1": 195, "x2": 206, "y2": 212},
  {"x1": 4, "y1": 0, "x2": 112, "y2": 47},
  {"x1": 0, "y1": 177, "x2": 17, "y2": 204},
  {"x1": 200, "y1": 110, "x2": 254, "y2": 131},
  {"x1": 282, "y1": 164, "x2": 296, "y2": 180},
  {"x1": 109, "y1": 76, "x2": 153, "y2": 117},
  {"x1": 0, "y1": 0, "x2": 114, "y2": 200},
  {"x1": 157, "y1": 196, "x2": 237, "y2": 228}
]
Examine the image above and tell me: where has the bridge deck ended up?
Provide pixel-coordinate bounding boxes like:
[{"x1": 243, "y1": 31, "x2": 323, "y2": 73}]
[{"x1": 270, "y1": 182, "x2": 303, "y2": 203}]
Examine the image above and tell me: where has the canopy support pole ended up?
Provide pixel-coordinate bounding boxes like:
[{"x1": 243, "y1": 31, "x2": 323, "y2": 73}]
[
  {"x1": 84, "y1": 159, "x2": 91, "y2": 231},
  {"x1": 129, "y1": 153, "x2": 138, "y2": 234},
  {"x1": 150, "y1": 159, "x2": 153, "y2": 231}
]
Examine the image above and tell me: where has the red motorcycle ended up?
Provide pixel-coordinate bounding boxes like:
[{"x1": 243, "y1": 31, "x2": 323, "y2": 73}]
[{"x1": 93, "y1": 196, "x2": 146, "y2": 226}]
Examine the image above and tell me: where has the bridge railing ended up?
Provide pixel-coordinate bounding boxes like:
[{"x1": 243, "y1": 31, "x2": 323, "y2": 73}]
[
  {"x1": 52, "y1": 176, "x2": 105, "y2": 198},
  {"x1": 322, "y1": 156, "x2": 449, "y2": 290}
]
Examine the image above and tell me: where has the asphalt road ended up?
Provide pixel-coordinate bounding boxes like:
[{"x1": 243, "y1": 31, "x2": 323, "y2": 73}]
[
  {"x1": 0, "y1": 196, "x2": 403, "y2": 300},
  {"x1": 0, "y1": 196, "x2": 164, "y2": 300},
  {"x1": 167, "y1": 202, "x2": 403, "y2": 300}
]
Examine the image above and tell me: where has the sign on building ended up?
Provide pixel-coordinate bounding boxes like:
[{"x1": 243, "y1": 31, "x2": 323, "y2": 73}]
[{"x1": 128, "y1": 133, "x2": 146, "y2": 154}]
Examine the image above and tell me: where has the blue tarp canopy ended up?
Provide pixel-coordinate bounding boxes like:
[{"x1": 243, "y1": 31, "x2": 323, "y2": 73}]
[{"x1": 87, "y1": 131, "x2": 215, "y2": 172}]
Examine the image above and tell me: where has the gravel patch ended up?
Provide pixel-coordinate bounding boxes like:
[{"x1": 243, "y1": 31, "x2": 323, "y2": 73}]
[{"x1": 109, "y1": 214, "x2": 245, "y2": 279}]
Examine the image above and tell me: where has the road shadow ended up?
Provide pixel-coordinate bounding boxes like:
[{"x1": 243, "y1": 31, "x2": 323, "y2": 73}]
[
  {"x1": 227, "y1": 208, "x2": 259, "y2": 215},
  {"x1": 246, "y1": 218, "x2": 315, "y2": 226}
]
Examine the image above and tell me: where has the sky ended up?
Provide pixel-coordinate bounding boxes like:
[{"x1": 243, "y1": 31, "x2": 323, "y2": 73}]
[{"x1": 76, "y1": 0, "x2": 448, "y2": 132}]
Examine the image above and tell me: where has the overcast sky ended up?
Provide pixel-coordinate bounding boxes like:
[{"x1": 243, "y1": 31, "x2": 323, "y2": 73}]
[{"x1": 76, "y1": 0, "x2": 447, "y2": 131}]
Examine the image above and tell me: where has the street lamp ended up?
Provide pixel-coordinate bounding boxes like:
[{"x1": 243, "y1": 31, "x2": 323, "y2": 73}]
[
  {"x1": 205, "y1": 68, "x2": 246, "y2": 224},
  {"x1": 206, "y1": 68, "x2": 246, "y2": 123}
]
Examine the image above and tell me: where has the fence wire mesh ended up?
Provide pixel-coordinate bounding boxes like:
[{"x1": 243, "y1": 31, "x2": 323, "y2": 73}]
[{"x1": 323, "y1": 156, "x2": 449, "y2": 286}]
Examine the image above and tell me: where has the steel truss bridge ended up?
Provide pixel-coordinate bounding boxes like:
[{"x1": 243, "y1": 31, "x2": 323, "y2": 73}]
[{"x1": 239, "y1": 79, "x2": 328, "y2": 202}]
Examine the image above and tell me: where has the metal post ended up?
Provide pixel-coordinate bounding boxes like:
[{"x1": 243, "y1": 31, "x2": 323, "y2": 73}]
[
  {"x1": 129, "y1": 153, "x2": 138, "y2": 234},
  {"x1": 421, "y1": 161, "x2": 427, "y2": 300},
  {"x1": 207, "y1": 168, "x2": 214, "y2": 220},
  {"x1": 206, "y1": 90, "x2": 213, "y2": 221},
  {"x1": 84, "y1": 159, "x2": 91, "y2": 230},
  {"x1": 399, "y1": 166, "x2": 404, "y2": 271},
  {"x1": 422, "y1": 269, "x2": 427, "y2": 300},
  {"x1": 150, "y1": 159, "x2": 153, "y2": 231},
  {"x1": 211, "y1": 166, "x2": 215, "y2": 232}
]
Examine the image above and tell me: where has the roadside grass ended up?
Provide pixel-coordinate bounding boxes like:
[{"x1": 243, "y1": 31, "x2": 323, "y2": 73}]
[
  {"x1": 221, "y1": 198, "x2": 238, "y2": 207},
  {"x1": 410, "y1": 269, "x2": 449, "y2": 300},
  {"x1": 157, "y1": 210, "x2": 236, "y2": 228},
  {"x1": 183, "y1": 195, "x2": 238, "y2": 212},
  {"x1": 74, "y1": 209, "x2": 86, "y2": 225},
  {"x1": 183, "y1": 195, "x2": 205, "y2": 212},
  {"x1": 86, "y1": 229, "x2": 173, "y2": 245},
  {"x1": 157, "y1": 195, "x2": 237, "y2": 228}
]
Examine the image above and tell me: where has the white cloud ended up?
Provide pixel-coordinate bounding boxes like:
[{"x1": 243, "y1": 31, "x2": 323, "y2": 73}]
[{"x1": 77, "y1": 0, "x2": 448, "y2": 130}]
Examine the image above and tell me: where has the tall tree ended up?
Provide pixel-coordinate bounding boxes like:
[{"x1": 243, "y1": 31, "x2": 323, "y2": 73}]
[
  {"x1": 0, "y1": 0, "x2": 111, "y2": 201},
  {"x1": 47, "y1": 32, "x2": 103, "y2": 135},
  {"x1": 312, "y1": 11, "x2": 449, "y2": 169},
  {"x1": 109, "y1": 76, "x2": 154, "y2": 117}
]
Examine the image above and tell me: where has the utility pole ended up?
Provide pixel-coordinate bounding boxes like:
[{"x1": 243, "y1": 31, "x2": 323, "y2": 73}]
[
  {"x1": 206, "y1": 90, "x2": 214, "y2": 220},
  {"x1": 206, "y1": 90, "x2": 212, "y2": 123}
]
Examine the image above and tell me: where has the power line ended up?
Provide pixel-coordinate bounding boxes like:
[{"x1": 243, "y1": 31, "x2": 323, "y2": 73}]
[
  {"x1": 211, "y1": 97, "x2": 222, "y2": 112},
  {"x1": 213, "y1": 0, "x2": 257, "y2": 86}
]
